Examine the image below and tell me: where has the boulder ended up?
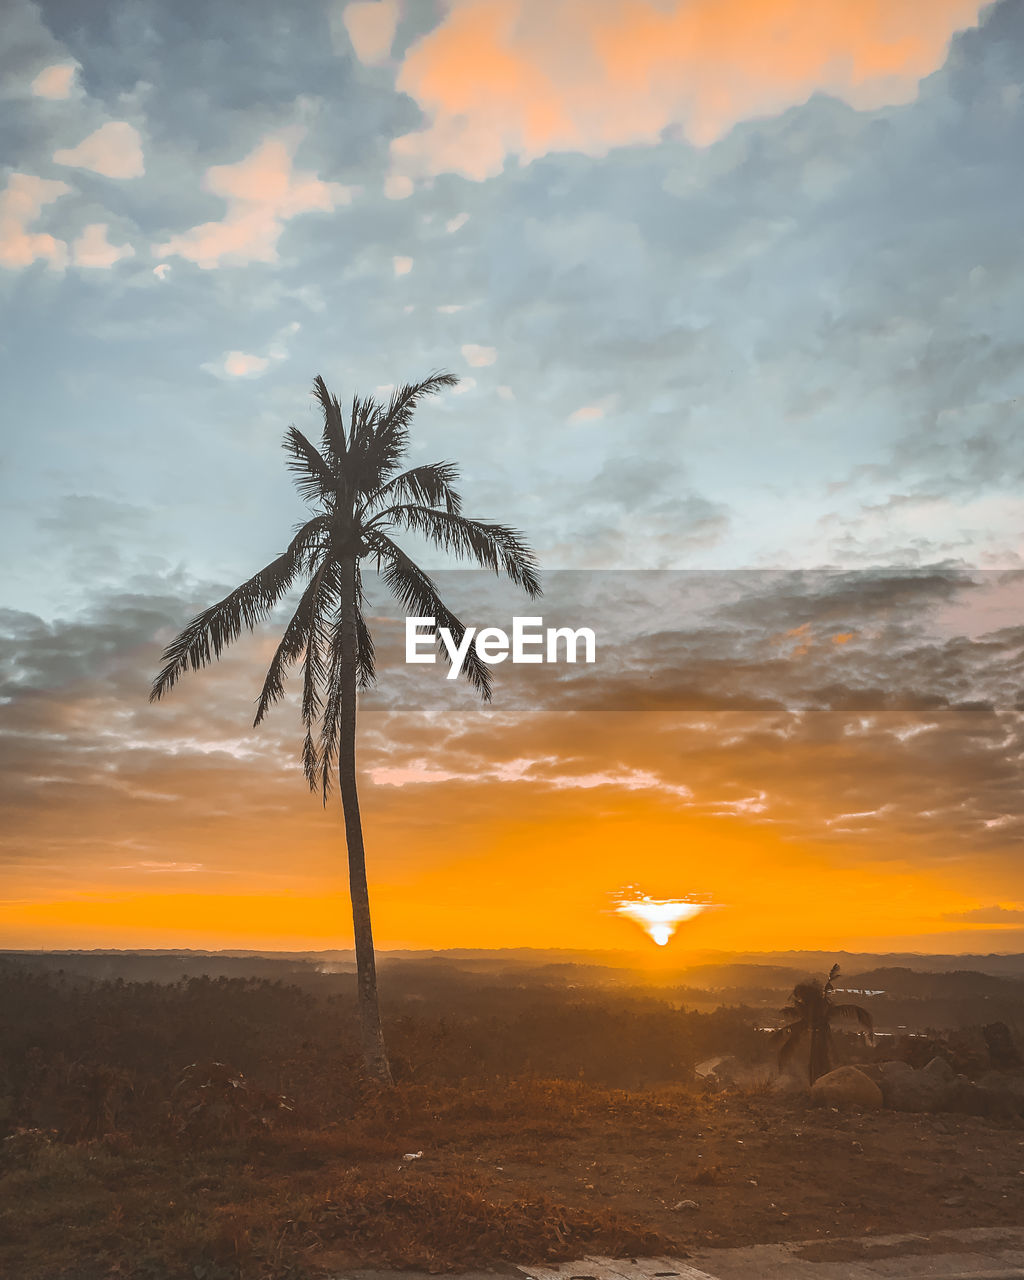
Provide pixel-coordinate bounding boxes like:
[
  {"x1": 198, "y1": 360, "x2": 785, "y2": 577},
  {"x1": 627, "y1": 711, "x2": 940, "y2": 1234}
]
[
  {"x1": 921, "y1": 1055, "x2": 955, "y2": 1084},
  {"x1": 976, "y1": 1071, "x2": 1024, "y2": 1117},
  {"x1": 879, "y1": 1059, "x2": 914, "y2": 1080},
  {"x1": 948, "y1": 1076, "x2": 1015, "y2": 1120},
  {"x1": 882, "y1": 1063, "x2": 956, "y2": 1113},
  {"x1": 810, "y1": 1065, "x2": 883, "y2": 1109}
]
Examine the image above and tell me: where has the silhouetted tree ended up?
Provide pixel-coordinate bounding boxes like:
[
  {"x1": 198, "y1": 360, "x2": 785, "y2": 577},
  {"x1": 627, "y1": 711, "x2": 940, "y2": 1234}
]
[
  {"x1": 774, "y1": 963, "x2": 873, "y2": 1084},
  {"x1": 151, "y1": 373, "x2": 540, "y2": 1082}
]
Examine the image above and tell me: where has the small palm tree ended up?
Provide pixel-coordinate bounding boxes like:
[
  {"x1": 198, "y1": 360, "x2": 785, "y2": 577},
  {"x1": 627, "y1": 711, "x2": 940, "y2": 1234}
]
[
  {"x1": 773, "y1": 963, "x2": 874, "y2": 1085},
  {"x1": 150, "y1": 373, "x2": 541, "y2": 1083}
]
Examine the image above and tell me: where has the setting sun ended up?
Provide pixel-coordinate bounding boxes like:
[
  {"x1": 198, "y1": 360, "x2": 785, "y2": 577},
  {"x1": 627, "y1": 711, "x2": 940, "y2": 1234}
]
[{"x1": 613, "y1": 889, "x2": 708, "y2": 946}]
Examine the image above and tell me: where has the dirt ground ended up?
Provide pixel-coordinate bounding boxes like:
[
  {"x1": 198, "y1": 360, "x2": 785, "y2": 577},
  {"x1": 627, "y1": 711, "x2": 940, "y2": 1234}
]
[
  {"x1": 5, "y1": 1084, "x2": 1024, "y2": 1278},
  {"x1": 305, "y1": 1088, "x2": 1024, "y2": 1273}
]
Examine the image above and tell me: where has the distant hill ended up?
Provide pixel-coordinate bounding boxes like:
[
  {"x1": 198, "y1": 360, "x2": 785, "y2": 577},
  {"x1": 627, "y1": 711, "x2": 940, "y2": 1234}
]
[
  {"x1": 4, "y1": 946, "x2": 1024, "y2": 986},
  {"x1": 843, "y1": 966, "x2": 1024, "y2": 999}
]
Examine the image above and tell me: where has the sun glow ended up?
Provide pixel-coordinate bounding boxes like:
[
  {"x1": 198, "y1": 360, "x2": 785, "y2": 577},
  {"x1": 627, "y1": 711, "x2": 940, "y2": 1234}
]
[{"x1": 613, "y1": 889, "x2": 707, "y2": 946}]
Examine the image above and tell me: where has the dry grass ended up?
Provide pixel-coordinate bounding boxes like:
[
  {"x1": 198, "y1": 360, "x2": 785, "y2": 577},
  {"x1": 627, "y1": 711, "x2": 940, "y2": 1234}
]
[
  {"x1": 0, "y1": 1083, "x2": 684, "y2": 1280},
  {"x1": 298, "y1": 1170, "x2": 674, "y2": 1271}
]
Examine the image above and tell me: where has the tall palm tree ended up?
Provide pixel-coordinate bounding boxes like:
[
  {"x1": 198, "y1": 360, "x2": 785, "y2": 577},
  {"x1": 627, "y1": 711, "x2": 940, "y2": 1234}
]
[
  {"x1": 150, "y1": 373, "x2": 541, "y2": 1083},
  {"x1": 773, "y1": 963, "x2": 874, "y2": 1085}
]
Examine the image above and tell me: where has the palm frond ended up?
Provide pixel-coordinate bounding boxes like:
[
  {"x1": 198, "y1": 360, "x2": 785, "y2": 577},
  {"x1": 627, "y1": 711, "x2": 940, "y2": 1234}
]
[
  {"x1": 343, "y1": 394, "x2": 381, "y2": 487},
  {"x1": 150, "y1": 518, "x2": 329, "y2": 702},
  {"x1": 828, "y1": 1003, "x2": 874, "y2": 1035},
  {"x1": 370, "y1": 505, "x2": 541, "y2": 597},
  {"x1": 363, "y1": 462, "x2": 463, "y2": 517},
  {"x1": 358, "y1": 374, "x2": 459, "y2": 489},
  {"x1": 302, "y1": 726, "x2": 320, "y2": 795},
  {"x1": 316, "y1": 615, "x2": 347, "y2": 802},
  {"x1": 317, "y1": 650, "x2": 339, "y2": 800},
  {"x1": 312, "y1": 375, "x2": 347, "y2": 474},
  {"x1": 352, "y1": 560, "x2": 377, "y2": 690},
  {"x1": 347, "y1": 392, "x2": 374, "y2": 454},
  {"x1": 384, "y1": 373, "x2": 460, "y2": 430},
  {"x1": 312, "y1": 596, "x2": 374, "y2": 805},
  {"x1": 355, "y1": 609, "x2": 376, "y2": 689},
  {"x1": 366, "y1": 530, "x2": 493, "y2": 700},
  {"x1": 253, "y1": 559, "x2": 333, "y2": 726},
  {"x1": 300, "y1": 565, "x2": 338, "y2": 731},
  {"x1": 301, "y1": 632, "x2": 326, "y2": 731},
  {"x1": 283, "y1": 425, "x2": 338, "y2": 505}
]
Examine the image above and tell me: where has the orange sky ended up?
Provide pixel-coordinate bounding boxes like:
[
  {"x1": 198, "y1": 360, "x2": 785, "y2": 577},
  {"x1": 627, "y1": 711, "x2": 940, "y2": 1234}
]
[
  {"x1": 4, "y1": 570, "x2": 1023, "y2": 954},
  {"x1": 3, "y1": 687, "x2": 1021, "y2": 953}
]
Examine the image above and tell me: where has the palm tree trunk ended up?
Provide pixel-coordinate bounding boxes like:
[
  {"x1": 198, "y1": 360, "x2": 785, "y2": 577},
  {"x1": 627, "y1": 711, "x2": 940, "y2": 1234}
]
[
  {"x1": 338, "y1": 552, "x2": 393, "y2": 1085},
  {"x1": 809, "y1": 1024, "x2": 831, "y2": 1084}
]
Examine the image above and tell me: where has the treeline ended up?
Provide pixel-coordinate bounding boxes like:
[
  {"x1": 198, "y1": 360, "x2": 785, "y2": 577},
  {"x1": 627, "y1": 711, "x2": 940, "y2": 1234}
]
[{"x1": 0, "y1": 959, "x2": 767, "y2": 1143}]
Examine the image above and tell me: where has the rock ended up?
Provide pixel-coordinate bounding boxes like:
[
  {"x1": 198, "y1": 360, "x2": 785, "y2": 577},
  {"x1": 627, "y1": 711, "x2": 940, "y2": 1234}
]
[
  {"x1": 948, "y1": 1077, "x2": 1013, "y2": 1120},
  {"x1": 810, "y1": 1066, "x2": 883, "y2": 1109},
  {"x1": 947, "y1": 1077, "x2": 984, "y2": 1115},
  {"x1": 879, "y1": 1059, "x2": 914, "y2": 1079},
  {"x1": 711, "y1": 1056, "x2": 744, "y2": 1085},
  {"x1": 672, "y1": 1200, "x2": 700, "y2": 1211},
  {"x1": 922, "y1": 1056, "x2": 955, "y2": 1083},
  {"x1": 882, "y1": 1064, "x2": 955, "y2": 1113},
  {"x1": 975, "y1": 1072, "x2": 1024, "y2": 1117}
]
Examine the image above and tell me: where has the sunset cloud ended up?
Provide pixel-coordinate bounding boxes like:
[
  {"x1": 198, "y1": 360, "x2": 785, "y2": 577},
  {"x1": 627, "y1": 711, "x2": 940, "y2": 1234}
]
[
  {"x1": 340, "y1": 0, "x2": 401, "y2": 65},
  {"x1": 383, "y1": 174, "x2": 413, "y2": 199},
  {"x1": 942, "y1": 905, "x2": 1024, "y2": 924},
  {"x1": 53, "y1": 122, "x2": 144, "y2": 179},
  {"x1": 203, "y1": 351, "x2": 271, "y2": 379},
  {"x1": 461, "y1": 342, "x2": 496, "y2": 366},
  {"x1": 200, "y1": 320, "x2": 300, "y2": 378},
  {"x1": 568, "y1": 404, "x2": 606, "y2": 424},
  {"x1": 154, "y1": 131, "x2": 354, "y2": 269},
  {"x1": 0, "y1": 173, "x2": 69, "y2": 271},
  {"x1": 72, "y1": 222, "x2": 135, "y2": 269},
  {"x1": 389, "y1": 0, "x2": 985, "y2": 181},
  {"x1": 30, "y1": 62, "x2": 77, "y2": 99}
]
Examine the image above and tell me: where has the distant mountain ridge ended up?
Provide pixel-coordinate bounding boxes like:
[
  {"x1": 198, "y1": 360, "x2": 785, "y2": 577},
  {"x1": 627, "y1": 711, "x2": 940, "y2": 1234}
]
[{"x1": 4, "y1": 946, "x2": 1024, "y2": 980}]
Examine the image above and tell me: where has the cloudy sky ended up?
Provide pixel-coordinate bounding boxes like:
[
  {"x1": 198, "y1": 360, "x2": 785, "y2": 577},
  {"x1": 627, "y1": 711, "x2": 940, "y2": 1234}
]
[{"x1": 2, "y1": 0, "x2": 1023, "y2": 955}]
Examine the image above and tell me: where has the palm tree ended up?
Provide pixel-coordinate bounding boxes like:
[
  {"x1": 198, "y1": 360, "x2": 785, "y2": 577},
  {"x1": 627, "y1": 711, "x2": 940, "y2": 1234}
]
[
  {"x1": 773, "y1": 963, "x2": 874, "y2": 1085},
  {"x1": 150, "y1": 373, "x2": 541, "y2": 1084}
]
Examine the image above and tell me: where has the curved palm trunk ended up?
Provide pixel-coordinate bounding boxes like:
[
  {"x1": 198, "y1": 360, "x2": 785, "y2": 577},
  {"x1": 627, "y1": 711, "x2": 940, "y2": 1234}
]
[
  {"x1": 808, "y1": 1022, "x2": 832, "y2": 1084},
  {"x1": 338, "y1": 553, "x2": 393, "y2": 1085}
]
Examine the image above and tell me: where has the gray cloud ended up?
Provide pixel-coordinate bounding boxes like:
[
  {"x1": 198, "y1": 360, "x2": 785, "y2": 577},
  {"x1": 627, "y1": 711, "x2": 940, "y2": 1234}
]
[
  {"x1": 942, "y1": 905, "x2": 1024, "y2": 923},
  {"x1": 4, "y1": 561, "x2": 1019, "y2": 890}
]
